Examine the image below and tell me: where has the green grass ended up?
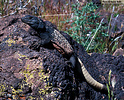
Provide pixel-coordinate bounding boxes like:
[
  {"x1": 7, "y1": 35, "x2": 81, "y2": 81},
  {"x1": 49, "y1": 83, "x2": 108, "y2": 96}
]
[
  {"x1": 106, "y1": 70, "x2": 117, "y2": 100},
  {"x1": 63, "y1": 2, "x2": 109, "y2": 53}
]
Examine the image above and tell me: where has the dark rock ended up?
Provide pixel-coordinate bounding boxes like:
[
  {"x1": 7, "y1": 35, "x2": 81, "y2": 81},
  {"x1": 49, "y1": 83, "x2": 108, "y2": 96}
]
[{"x1": 0, "y1": 14, "x2": 123, "y2": 100}]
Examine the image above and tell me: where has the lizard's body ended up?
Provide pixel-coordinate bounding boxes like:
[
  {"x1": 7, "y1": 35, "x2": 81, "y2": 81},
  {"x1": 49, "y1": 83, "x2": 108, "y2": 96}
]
[
  {"x1": 21, "y1": 15, "x2": 107, "y2": 94},
  {"x1": 22, "y1": 15, "x2": 73, "y2": 58}
]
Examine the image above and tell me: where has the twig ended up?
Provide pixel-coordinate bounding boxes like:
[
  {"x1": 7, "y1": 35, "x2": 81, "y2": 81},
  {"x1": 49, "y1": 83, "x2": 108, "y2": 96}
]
[
  {"x1": 109, "y1": 14, "x2": 119, "y2": 35},
  {"x1": 23, "y1": 0, "x2": 31, "y2": 8},
  {"x1": 107, "y1": 6, "x2": 115, "y2": 34},
  {"x1": 110, "y1": 35, "x2": 121, "y2": 46},
  {"x1": 86, "y1": 18, "x2": 104, "y2": 51}
]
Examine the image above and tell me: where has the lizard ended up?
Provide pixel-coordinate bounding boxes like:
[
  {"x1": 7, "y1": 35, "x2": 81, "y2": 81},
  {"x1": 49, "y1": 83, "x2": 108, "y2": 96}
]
[{"x1": 21, "y1": 15, "x2": 108, "y2": 94}]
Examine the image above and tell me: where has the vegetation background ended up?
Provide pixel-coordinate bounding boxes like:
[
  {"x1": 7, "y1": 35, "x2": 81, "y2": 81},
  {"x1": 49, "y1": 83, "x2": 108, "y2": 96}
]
[{"x1": 0, "y1": 0, "x2": 124, "y2": 54}]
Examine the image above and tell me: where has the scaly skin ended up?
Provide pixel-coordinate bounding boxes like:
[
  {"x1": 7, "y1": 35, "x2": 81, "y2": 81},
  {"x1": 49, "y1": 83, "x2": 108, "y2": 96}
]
[
  {"x1": 21, "y1": 15, "x2": 73, "y2": 58},
  {"x1": 21, "y1": 15, "x2": 107, "y2": 94}
]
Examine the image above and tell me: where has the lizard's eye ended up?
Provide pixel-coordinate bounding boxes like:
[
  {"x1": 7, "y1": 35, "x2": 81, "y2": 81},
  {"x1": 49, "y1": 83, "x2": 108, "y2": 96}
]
[{"x1": 29, "y1": 17, "x2": 32, "y2": 19}]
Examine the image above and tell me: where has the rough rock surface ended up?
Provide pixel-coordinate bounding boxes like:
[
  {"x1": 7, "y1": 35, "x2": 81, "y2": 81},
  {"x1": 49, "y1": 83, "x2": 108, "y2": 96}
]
[{"x1": 0, "y1": 15, "x2": 124, "y2": 100}]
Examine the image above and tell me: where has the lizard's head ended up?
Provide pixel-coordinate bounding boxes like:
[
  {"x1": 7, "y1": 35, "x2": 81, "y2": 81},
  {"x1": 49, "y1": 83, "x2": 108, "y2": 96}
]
[{"x1": 21, "y1": 15, "x2": 45, "y2": 32}]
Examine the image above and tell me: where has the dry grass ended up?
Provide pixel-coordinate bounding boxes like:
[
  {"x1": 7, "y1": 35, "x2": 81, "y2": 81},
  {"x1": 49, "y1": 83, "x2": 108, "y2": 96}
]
[
  {"x1": 0, "y1": 0, "x2": 86, "y2": 31},
  {"x1": 0, "y1": 0, "x2": 123, "y2": 31}
]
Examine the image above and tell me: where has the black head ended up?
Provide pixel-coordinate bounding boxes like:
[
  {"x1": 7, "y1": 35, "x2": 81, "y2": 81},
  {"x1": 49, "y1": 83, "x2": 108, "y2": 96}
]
[{"x1": 21, "y1": 15, "x2": 45, "y2": 32}]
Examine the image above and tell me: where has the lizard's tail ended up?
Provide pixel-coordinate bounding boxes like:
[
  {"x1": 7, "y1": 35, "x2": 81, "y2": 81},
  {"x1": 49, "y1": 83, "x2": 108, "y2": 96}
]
[{"x1": 77, "y1": 58, "x2": 107, "y2": 94}]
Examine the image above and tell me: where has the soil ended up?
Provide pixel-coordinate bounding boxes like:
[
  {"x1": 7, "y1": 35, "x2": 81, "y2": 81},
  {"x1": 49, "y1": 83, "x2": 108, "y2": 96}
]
[{"x1": 0, "y1": 14, "x2": 124, "y2": 100}]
